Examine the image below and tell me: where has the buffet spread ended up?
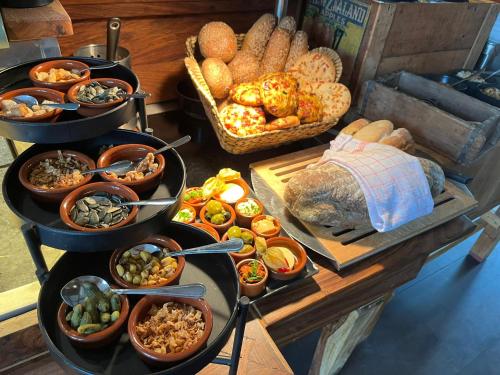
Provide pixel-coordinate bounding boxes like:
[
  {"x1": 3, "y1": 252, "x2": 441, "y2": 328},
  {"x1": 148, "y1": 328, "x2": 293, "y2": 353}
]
[{"x1": 0, "y1": 10, "x2": 480, "y2": 375}]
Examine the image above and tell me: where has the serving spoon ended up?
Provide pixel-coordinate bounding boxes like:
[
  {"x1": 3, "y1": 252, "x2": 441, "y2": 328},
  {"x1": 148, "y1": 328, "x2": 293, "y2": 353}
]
[
  {"x1": 13, "y1": 95, "x2": 80, "y2": 110},
  {"x1": 61, "y1": 275, "x2": 206, "y2": 307},
  {"x1": 81, "y1": 135, "x2": 191, "y2": 176},
  {"x1": 72, "y1": 61, "x2": 118, "y2": 76},
  {"x1": 128, "y1": 238, "x2": 244, "y2": 257}
]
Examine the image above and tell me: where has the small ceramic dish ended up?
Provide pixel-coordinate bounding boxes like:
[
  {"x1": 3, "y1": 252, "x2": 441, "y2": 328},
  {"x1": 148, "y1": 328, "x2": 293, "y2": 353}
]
[
  {"x1": 182, "y1": 187, "x2": 208, "y2": 215},
  {"x1": 190, "y1": 222, "x2": 220, "y2": 242},
  {"x1": 221, "y1": 228, "x2": 256, "y2": 263},
  {"x1": 234, "y1": 197, "x2": 264, "y2": 228},
  {"x1": 109, "y1": 235, "x2": 185, "y2": 288},
  {"x1": 251, "y1": 214, "x2": 281, "y2": 239},
  {"x1": 57, "y1": 294, "x2": 129, "y2": 348},
  {"x1": 0, "y1": 87, "x2": 65, "y2": 122},
  {"x1": 60, "y1": 181, "x2": 139, "y2": 232},
  {"x1": 67, "y1": 78, "x2": 133, "y2": 117},
  {"x1": 172, "y1": 203, "x2": 197, "y2": 224},
  {"x1": 213, "y1": 178, "x2": 250, "y2": 205},
  {"x1": 263, "y1": 237, "x2": 307, "y2": 281},
  {"x1": 236, "y1": 258, "x2": 268, "y2": 298},
  {"x1": 128, "y1": 295, "x2": 213, "y2": 365},
  {"x1": 18, "y1": 149, "x2": 95, "y2": 203},
  {"x1": 29, "y1": 59, "x2": 91, "y2": 91},
  {"x1": 199, "y1": 201, "x2": 236, "y2": 235},
  {"x1": 97, "y1": 143, "x2": 165, "y2": 194}
]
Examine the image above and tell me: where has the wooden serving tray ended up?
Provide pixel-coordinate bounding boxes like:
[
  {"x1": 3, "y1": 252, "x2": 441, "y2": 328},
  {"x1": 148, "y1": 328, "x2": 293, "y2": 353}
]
[{"x1": 250, "y1": 144, "x2": 478, "y2": 270}]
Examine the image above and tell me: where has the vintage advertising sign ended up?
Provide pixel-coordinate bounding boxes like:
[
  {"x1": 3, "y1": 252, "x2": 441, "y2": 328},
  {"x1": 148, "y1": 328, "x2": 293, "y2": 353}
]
[{"x1": 302, "y1": 0, "x2": 370, "y2": 83}]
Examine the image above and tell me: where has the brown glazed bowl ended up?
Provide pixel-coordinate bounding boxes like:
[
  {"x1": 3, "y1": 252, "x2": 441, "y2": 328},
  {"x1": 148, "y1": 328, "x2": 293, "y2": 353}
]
[
  {"x1": 0, "y1": 87, "x2": 65, "y2": 122},
  {"x1": 234, "y1": 197, "x2": 264, "y2": 228},
  {"x1": 60, "y1": 181, "x2": 139, "y2": 232},
  {"x1": 182, "y1": 187, "x2": 208, "y2": 215},
  {"x1": 236, "y1": 259, "x2": 268, "y2": 298},
  {"x1": 128, "y1": 296, "x2": 213, "y2": 365},
  {"x1": 251, "y1": 214, "x2": 281, "y2": 239},
  {"x1": 213, "y1": 178, "x2": 250, "y2": 206},
  {"x1": 190, "y1": 222, "x2": 220, "y2": 242},
  {"x1": 263, "y1": 237, "x2": 307, "y2": 281},
  {"x1": 172, "y1": 203, "x2": 197, "y2": 224},
  {"x1": 18, "y1": 150, "x2": 95, "y2": 203},
  {"x1": 109, "y1": 235, "x2": 185, "y2": 288},
  {"x1": 199, "y1": 201, "x2": 236, "y2": 235},
  {"x1": 67, "y1": 78, "x2": 133, "y2": 117},
  {"x1": 57, "y1": 294, "x2": 129, "y2": 348},
  {"x1": 221, "y1": 228, "x2": 256, "y2": 263},
  {"x1": 97, "y1": 144, "x2": 165, "y2": 194},
  {"x1": 29, "y1": 59, "x2": 91, "y2": 91}
]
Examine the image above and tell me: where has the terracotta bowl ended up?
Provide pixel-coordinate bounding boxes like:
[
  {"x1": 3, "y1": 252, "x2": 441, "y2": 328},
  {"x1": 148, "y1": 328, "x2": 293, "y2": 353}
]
[
  {"x1": 182, "y1": 187, "x2": 208, "y2": 215},
  {"x1": 0, "y1": 87, "x2": 65, "y2": 122},
  {"x1": 213, "y1": 178, "x2": 250, "y2": 206},
  {"x1": 29, "y1": 59, "x2": 91, "y2": 91},
  {"x1": 128, "y1": 295, "x2": 213, "y2": 365},
  {"x1": 236, "y1": 259, "x2": 268, "y2": 298},
  {"x1": 67, "y1": 78, "x2": 133, "y2": 117},
  {"x1": 18, "y1": 150, "x2": 95, "y2": 203},
  {"x1": 221, "y1": 228, "x2": 256, "y2": 263},
  {"x1": 109, "y1": 235, "x2": 185, "y2": 288},
  {"x1": 234, "y1": 197, "x2": 264, "y2": 228},
  {"x1": 97, "y1": 144, "x2": 165, "y2": 194},
  {"x1": 57, "y1": 294, "x2": 129, "y2": 348},
  {"x1": 199, "y1": 201, "x2": 236, "y2": 235},
  {"x1": 251, "y1": 214, "x2": 281, "y2": 239},
  {"x1": 172, "y1": 203, "x2": 197, "y2": 225},
  {"x1": 60, "y1": 181, "x2": 139, "y2": 232},
  {"x1": 263, "y1": 237, "x2": 307, "y2": 281},
  {"x1": 190, "y1": 222, "x2": 220, "y2": 242}
]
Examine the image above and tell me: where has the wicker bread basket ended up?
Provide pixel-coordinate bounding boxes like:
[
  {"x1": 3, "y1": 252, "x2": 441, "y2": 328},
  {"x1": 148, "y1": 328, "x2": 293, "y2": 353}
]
[{"x1": 185, "y1": 34, "x2": 343, "y2": 154}]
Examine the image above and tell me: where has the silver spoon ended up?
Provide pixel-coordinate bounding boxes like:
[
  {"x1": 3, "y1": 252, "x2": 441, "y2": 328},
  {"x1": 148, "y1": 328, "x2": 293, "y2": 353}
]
[
  {"x1": 61, "y1": 275, "x2": 206, "y2": 307},
  {"x1": 129, "y1": 238, "x2": 244, "y2": 257},
  {"x1": 13, "y1": 95, "x2": 80, "y2": 110},
  {"x1": 81, "y1": 135, "x2": 191, "y2": 176},
  {"x1": 72, "y1": 62, "x2": 119, "y2": 76},
  {"x1": 118, "y1": 197, "x2": 178, "y2": 207}
]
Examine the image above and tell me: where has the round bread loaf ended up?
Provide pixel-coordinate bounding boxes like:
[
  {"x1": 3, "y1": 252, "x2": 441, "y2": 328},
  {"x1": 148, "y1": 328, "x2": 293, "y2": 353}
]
[
  {"x1": 242, "y1": 14, "x2": 276, "y2": 61},
  {"x1": 201, "y1": 58, "x2": 233, "y2": 99},
  {"x1": 285, "y1": 31, "x2": 309, "y2": 72},
  {"x1": 290, "y1": 51, "x2": 337, "y2": 84},
  {"x1": 260, "y1": 28, "x2": 292, "y2": 75},
  {"x1": 228, "y1": 51, "x2": 260, "y2": 84},
  {"x1": 220, "y1": 103, "x2": 266, "y2": 136},
  {"x1": 312, "y1": 82, "x2": 351, "y2": 121},
  {"x1": 198, "y1": 22, "x2": 237, "y2": 63}
]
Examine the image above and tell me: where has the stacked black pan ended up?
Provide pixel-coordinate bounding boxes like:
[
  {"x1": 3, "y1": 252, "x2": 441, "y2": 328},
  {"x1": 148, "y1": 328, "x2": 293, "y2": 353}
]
[{"x1": 1, "y1": 57, "x2": 240, "y2": 374}]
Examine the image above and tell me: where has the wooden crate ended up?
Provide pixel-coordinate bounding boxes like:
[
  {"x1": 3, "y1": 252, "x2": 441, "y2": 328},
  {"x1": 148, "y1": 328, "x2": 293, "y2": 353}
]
[
  {"x1": 357, "y1": 71, "x2": 500, "y2": 165},
  {"x1": 347, "y1": 1, "x2": 499, "y2": 100},
  {"x1": 251, "y1": 144, "x2": 478, "y2": 270}
]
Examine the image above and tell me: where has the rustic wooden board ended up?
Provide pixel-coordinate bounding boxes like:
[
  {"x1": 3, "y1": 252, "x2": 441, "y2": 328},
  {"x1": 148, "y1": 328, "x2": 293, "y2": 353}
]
[{"x1": 250, "y1": 144, "x2": 477, "y2": 270}]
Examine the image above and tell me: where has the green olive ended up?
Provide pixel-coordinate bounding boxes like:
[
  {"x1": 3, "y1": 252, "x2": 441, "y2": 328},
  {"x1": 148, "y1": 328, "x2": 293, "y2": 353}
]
[
  {"x1": 211, "y1": 213, "x2": 225, "y2": 225},
  {"x1": 241, "y1": 231, "x2": 254, "y2": 244},
  {"x1": 132, "y1": 275, "x2": 141, "y2": 285},
  {"x1": 111, "y1": 311, "x2": 120, "y2": 322},
  {"x1": 227, "y1": 226, "x2": 242, "y2": 239},
  {"x1": 124, "y1": 271, "x2": 133, "y2": 283},
  {"x1": 129, "y1": 264, "x2": 137, "y2": 273},
  {"x1": 116, "y1": 264, "x2": 125, "y2": 277},
  {"x1": 122, "y1": 250, "x2": 131, "y2": 258}
]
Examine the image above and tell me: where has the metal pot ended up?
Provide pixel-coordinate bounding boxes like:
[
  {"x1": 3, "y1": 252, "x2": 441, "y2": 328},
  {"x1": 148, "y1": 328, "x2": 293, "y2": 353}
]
[{"x1": 73, "y1": 44, "x2": 131, "y2": 69}]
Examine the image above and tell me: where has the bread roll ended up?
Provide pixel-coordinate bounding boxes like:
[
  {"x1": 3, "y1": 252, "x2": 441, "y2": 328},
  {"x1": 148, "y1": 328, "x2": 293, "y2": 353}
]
[
  {"x1": 198, "y1": 22, "x2": 237, "y2": 63},
  {"x1": 278, "y1": 16, "x2": 297, "y2": 35},
  {"x1": 352, "y1": 120, "x2": 393, "y2": 142},
  {"x1": 380, "y1": 128, "x2": 416, "y2": 154},
  {"x1": 341, "y1": 118, "x2": 370, "y2": 135},
  {"x1": 228, "y1": 51, "x2": 260, "y2": 84},
  {"x1": 242, "y1": 14, "x2": 276, "y2": 61},
  {"x1": 290, "y1": 51, "x2": 337, "y2": 84},
  {"x1": 260, "y1": 28, "x2": 291, "y2": 75},
  {"x1": 266, "y1": 115, "x2": 300, "y2": 131},
  {"x1": 201, "y1": 58, "x2": 233, "y2": 99},
  {"x1": 285, "y1": 31, "x2": 309, "y2": 72},
  {"x1": 284, "y1": 158, "x2": 444, "y2": 228},
  {"x1": 312, "y1": 82, "x2": 351, "y2": 121}
]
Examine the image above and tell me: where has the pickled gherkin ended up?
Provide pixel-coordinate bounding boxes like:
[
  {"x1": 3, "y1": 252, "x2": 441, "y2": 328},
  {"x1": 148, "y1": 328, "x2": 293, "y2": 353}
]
[
  {"x1": 111, "y1": 310, "x2": 120, "y2": 322},
  {"x1": 97, "y1": 298, "x2": 110, "y2": 313},
  {"x1": 77, "y1": 324, "x2": 102, "y2": 335},
  {"x1": 110, "y1": 294, "x2": 121, "y2": 312},
  {"x1": 100, "y1": 312, "x2": 111, "y2": 323},
  {"x1": 79, "y1": 311, "x2": 92, "y2": 326},
  {"x1": 70, "y1": 304, "x2": 83, "y2": 328}
]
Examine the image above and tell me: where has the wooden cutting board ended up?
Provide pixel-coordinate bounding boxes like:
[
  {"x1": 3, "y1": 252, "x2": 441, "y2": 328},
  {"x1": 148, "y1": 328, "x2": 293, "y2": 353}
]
[{"x1": 250, "y1": 144, "x2": 478, "y2": 270}]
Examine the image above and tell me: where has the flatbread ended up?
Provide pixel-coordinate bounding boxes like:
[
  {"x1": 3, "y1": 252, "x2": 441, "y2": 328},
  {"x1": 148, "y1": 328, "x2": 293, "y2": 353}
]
[
  {"x1": 289, "y1": 52, "x2": 337, "y2": 84},
  {"x1": 312, "y1": 82, "x2": 351, "y2": 122}
]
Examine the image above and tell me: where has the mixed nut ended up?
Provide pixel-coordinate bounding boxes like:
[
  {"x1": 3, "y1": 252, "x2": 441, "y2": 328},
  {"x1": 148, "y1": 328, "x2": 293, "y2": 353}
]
[
  {"x1": 29, "y1": 150, "x2": 88, "y2": 189},
  {"x1": 77, "y1": 81, "x2": 127, "y2": 104},
  {"x1": 70, "y1": 193, "x2": 130, "y2": 228}
]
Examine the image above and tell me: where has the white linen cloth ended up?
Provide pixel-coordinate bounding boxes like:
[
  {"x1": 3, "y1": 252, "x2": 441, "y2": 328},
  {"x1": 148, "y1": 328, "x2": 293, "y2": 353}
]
[{"x1": 312, "y1": 133, "x2": 434, "y2": 232}]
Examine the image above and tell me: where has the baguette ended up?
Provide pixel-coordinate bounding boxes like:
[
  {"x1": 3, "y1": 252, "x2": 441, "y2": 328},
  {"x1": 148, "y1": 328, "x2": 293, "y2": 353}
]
[
  {"x1": 341, "y1": 118, "x2": 370, "y2": 135},
  {"x1": 242, "y1": 14, "x2": 276, "y2": 61},
  {"x1": 285, "y1": 31, "x2": 309, "y2": 72},
  {"x1": 259, "y1": 28, "x2": 291, "y2": 75}
]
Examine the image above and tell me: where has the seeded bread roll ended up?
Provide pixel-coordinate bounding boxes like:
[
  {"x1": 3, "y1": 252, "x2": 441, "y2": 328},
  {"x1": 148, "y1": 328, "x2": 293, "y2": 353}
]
[
  {"x1": 278, "y1": 16, "x2": 297, "y2": 35},
  {"x1": 201, "y1": 58, "x2": 233, "y2": 99},
  {"x1": 285, "y1": 31, "x2": 309, "y2": 72},
  {"x1": 198, "y1": 22, "x2": 237, "y2": 63},
  {"x1": 228, "y1": 50, "x2": 260, "y2": 84},
  {"x1": 242, "y1": 14, "x2": 276, "y2": 61},
  {"x1": 260, "y1": 28, "x2": 291, "y2": 75}
]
